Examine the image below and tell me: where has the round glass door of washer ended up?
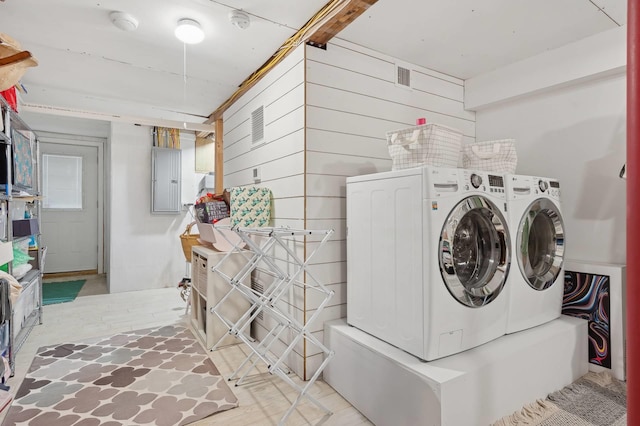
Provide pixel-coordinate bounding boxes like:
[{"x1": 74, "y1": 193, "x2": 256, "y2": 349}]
[
  {"x1": 517, "y1": 198, "x2": 565, "y2": 291},
  {"x1": 439, "y1": 195, "x2": 511, "y2": 308}
]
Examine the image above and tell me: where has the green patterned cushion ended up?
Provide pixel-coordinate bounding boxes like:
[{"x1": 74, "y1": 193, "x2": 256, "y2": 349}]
[{"x1": 230, "y1": 186, "x2": 272, "y2": 228}]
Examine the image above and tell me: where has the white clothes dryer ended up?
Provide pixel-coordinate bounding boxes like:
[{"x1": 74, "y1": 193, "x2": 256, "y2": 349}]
[
  {"x1": 346, "y1": 166, "x2": 511, "y2": 361},
  {"x1": 504, "y1": 174, "x2": 565, "y2": 334}
]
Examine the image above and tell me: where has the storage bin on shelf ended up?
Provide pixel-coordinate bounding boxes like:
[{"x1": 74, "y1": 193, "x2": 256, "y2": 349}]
[
  {"x1": 189, "y1": 246, "x2": 250, "y2": 349},
  {"x1": 386, "y1": 123, "x2": 463, "y2": 171},
  {"x1": 12, "y1": 270, "x2": 39, "y2": 342}
]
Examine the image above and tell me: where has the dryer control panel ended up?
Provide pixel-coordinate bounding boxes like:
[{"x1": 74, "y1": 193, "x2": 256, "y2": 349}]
[
  {"x1": 461, "y1": 170, "x2": 506, "y2": 199},
  {"x1": 534, "y1": 177, "x2": 561, "y2": 198},
  {"x1": 544, "y1": 179, "x2": 561, "y2": 199},
  {"x1": 506, "y1": 175, "x2": 561, "y2": 201}
]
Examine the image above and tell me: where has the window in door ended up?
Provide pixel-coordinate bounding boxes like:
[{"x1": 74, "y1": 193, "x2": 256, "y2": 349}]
[{"x1": 42, "y1": 154, "x2": 82, "y2": 209}]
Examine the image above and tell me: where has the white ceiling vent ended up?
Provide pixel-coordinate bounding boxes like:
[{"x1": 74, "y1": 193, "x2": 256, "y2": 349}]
[
  {"x1": 251, "y1": 105, "x2": 264, "y2": 144},
  {"x1": 395, "y1": 64, "x2": 412, "y2": 89}
]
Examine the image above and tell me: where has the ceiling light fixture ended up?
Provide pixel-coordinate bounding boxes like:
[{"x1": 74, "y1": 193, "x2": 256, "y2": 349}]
[{"x1": 175, "y1": 18, "x2": 204, "y2": 44}]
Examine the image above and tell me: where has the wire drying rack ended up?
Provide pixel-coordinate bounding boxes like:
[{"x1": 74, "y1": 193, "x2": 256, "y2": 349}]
[{"x1": 207, "y1": 225, "x2": 335, "y2": 425}]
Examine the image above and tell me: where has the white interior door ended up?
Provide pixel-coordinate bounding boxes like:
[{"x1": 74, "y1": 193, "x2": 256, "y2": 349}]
[{"x1": 40, "y1": 142, "x2": 99, "y2": 274}]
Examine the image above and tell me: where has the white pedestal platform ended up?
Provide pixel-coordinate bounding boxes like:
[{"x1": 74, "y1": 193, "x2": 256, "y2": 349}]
[{"x1": 324, "y1": 316, "x2": 588, "y2": 426}]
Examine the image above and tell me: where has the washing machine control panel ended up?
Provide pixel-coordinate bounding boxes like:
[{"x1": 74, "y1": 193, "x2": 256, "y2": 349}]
[
  {"x1": 538, "y1": 180, "x2": 549, "y2": 192},
  {"x1": 470, "y1": 173, "x2": 482, "y2": 189},
  {"x1": 462, "y1": 172, "x2": 506, "y2": 197}
]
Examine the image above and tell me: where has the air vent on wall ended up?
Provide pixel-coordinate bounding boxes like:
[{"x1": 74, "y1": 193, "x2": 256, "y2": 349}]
[
  {"x1": 252, "y1": 278, "x2": 264, "y2": 321},
  {"x1": 251, "y1": 105, "x2": 264, "y2": 144},
  {"x1": 395, "y1": 64, "x2": 411, "y2": 88}
]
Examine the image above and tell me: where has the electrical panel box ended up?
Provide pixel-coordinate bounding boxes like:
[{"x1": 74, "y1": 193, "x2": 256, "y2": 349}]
[{"x1": 151, "y1": 147, "x2": 181, "y2": 214}]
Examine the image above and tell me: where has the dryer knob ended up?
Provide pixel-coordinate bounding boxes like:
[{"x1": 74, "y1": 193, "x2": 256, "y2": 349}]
[
  {"x1": 539, "y1": 180, "x2": 548, "y2": 192},
  {"x1": 470, "y1": 174, "x2": 482, "y2": 189}
]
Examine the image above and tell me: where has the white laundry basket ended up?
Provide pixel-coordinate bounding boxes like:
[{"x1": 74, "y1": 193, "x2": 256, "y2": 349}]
[
  {"x1": 462, "y1": 139, "x2": 518, "y2": 173},
  {"x1": 386, "y1": 123, "x2": 463, "y2": 170}
]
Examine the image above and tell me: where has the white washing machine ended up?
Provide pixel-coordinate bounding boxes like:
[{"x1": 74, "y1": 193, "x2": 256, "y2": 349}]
[
  {"x1": 346, "y1": 166, "x2": 511, "y2": 361},
  {"x1": 504, "y1": 174, "x2": 565, "y2": 334}
]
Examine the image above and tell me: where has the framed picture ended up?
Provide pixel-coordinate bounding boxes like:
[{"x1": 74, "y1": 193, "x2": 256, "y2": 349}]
[
  {"x1": 9, "y1": 128, "x2": 34, "y2": 190},
  {"x1": 562, "y1": 260, "x2": 626, "y2": 380}
]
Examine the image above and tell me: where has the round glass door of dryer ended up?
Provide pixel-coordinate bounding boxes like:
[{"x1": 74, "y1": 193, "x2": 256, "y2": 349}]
[
  {"x1": 439, "y1": 195, "x2": 511, "y2": 308},
  {"x1": 517, "y1": 198, "x2": 565, "y2": 291}
]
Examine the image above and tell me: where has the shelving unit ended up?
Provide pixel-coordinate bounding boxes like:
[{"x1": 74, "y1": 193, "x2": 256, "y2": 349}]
[
  {"x1": 208, "y1": 225, "x2": 335, "y2": 425},
  {"x1": 0, "y1": 95, "x2": 43, "y2": 371},
  {"x1": 189, "y1": 245, "x2": 250, "y2": 349},
  {"x1": 11, "y1": 269, "x2": 40, "y2": 356}
]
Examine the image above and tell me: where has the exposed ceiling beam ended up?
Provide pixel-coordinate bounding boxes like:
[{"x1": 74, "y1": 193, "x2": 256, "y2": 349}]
[
  {"x1": 307, "y1": 0, "x2": 378, "y2": 48},
  {"x1": 199, "y1": 0, "x2": 377, "y2": 135},
  {"x1": 22, "y1": 102, "x2": 216, "y2": 133}
]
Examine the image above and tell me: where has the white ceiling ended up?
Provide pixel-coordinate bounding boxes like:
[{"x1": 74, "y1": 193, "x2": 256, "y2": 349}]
[
  {"x1": 0, "y1": 0, "x2": 329, "y2": 126},
  {"x1": 340, "y1": 0, "x2": 625, "y2": 79},
  {"x1": 0, "y1": 0, "x2": 627, "y2": 129}
]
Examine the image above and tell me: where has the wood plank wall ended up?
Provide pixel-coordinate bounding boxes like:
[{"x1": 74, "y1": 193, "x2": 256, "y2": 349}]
[
  {"x1": 222, "y1": 45, "x2": 309, "y2": 377},
  {"x1": 221, "y1": 39, "x2": 475, "y2": 380},
  {"x1": 303, "y1": 38, "x2": 475, "y2": 376}
]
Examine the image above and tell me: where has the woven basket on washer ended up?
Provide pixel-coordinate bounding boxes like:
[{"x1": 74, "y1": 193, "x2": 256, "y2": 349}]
[
  {"x1": 386, "y1": 123, "x2": 463, "y2": 170},
  {"x1": 462, "y1": 139, "x2": 517, "y2": 174}
]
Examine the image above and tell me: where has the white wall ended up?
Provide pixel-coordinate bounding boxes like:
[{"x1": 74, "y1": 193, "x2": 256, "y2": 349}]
[
  {"x1": 220, "y1": 40, "x2": 471, "y2": 379},
  {"x1": 304, "y1": 39, "x2": 473, "y2": 374},
  {"x1": 22, "y1": 109, "x2": 202, "y2": 293},
  {"x1": 470, "y1": 24, "x2": 626, "y2": 265},
  {"x1": 475, "y1": 73, "x2": 626, "y2": 264},
  {"x1": 222, "y1": 45, "x2": 308, "y2": 377},
  {"x1": 465, "y1": 26, "x2": 625, "y2": 111},
  {"x1": 108, "y1": 122, "x2": 197, "y2": 293},
  {"x1": 223, "y1": 45, "x2": 306, "y2": 198}
]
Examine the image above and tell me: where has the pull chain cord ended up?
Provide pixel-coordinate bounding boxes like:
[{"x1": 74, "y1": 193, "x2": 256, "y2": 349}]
[{"x1": 183, "y1": 42, "x2": 188, "y2": 129}]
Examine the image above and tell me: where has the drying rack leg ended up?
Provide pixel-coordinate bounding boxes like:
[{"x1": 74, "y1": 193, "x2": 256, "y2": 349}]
[
  {"x1": 233, "y1": 323, "x2": 291, "y2": 386},
  {"x1": 276, "y1": 352, "x2": 335, "y2": 425}
]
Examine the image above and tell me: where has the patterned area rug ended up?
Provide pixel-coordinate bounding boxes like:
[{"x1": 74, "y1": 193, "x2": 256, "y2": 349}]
[
  {"x1": 493, "y1": 372, "x2": 626, "y2": 425},
  {"x1": 2, "y1": 325, "x2": 238, "y2": 425}
]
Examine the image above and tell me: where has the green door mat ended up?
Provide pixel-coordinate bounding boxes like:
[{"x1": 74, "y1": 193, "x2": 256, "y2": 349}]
[{"x1": 42, "y1": 280, "x2": 86, "y2": 305}]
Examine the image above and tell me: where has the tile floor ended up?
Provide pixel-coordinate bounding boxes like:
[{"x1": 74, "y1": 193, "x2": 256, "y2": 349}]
[
  {"x1": 43, "y1": 273, "x2": 108, "y2": 297},
  {"x1": 0, "y1": 279, "x2": 372, "y2": 425}
]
